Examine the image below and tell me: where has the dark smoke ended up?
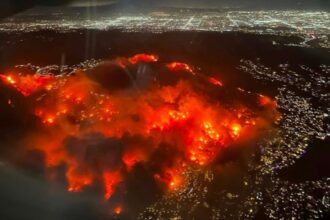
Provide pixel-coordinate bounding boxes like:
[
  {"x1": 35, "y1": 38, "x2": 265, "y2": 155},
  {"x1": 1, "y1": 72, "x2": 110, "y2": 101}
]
[{"x1": 0, "y1": 164, "x2": 108, "y2": 220}]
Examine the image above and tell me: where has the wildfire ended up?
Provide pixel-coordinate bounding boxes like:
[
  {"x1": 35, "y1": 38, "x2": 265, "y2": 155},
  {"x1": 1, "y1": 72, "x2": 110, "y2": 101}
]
[
  {"x1": 168, "y1": 174, "x2": 183, "y2": 190},
  {"x1": 113, "y1": 205, "x2": 123, "y2": 215},
  {"x1": 259, "y1": 94, "x2": 277, "y2": 109},
  {"x1": 122, "y1": 149, "x2": 146, "y2": 171},
  {"x1": 44, "y1": 116, "x2": 55, "y2": 125},
  {"x1": 67, "y1": 167, "x2": 93, "y2": 192},
  {"x1": 154, "y1": 168, "x2": 184, "y2": 191},
  {"x1": 0, "y1": 73, "x2": 54, "y2": 96},
  {"x1": 0, "y1": 53, "x2": 278, "y2": 203},
  {"x1": 208, "y1": 77, "x2": 223, "y2": 87},
  {"x1": 231, "y1": 123, "x2": 241, "y2": 137},
  {"x1": 166, "y1": 62, "x2": 195, "y2": 75},
  {"x1": 103, "y1": 171, "x2": 122, "y2": 200},
  {"x1": 129, "y1": 53, "x2": 159, "y2": 64}
]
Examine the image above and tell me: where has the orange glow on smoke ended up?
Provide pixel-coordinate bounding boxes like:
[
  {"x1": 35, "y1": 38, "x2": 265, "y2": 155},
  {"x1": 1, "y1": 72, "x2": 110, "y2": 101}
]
[
  {"x1": 122, "y1": 148, "x2": 146, "y2": 171},
  {"x1": 0, "y1": 53, "x2": 279, "y2": 201},
  {"x1": 129, "y1": 53, "x2": 159, "y2": 64}
]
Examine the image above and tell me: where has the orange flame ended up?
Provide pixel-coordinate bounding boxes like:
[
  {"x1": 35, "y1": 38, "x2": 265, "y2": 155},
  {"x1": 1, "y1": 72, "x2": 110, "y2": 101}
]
[
  {"x1": 0, "y1": 53, "x2": 279, "y2": 201},
  {"x1": 129, "y1": 53, "x2": 158, "y2": 64},
  {"x1": 0, "y1": 73, "x2": 54, "y2": 96},
  {"x1": 166, "y1": 62, "x2": 195, "y2": 75},
  {"x1": 208, "y1": 77, "x2": 223, "y2": 86},
  {"x1": 259, "y1": 94, "x2": 277, "y2": 109},
  {"x1": 154, "y1": 168, "x2": 184, "y2": 191},
  {"x1": 103, "y1": 171, "x2": 122, "y2": 200},
  {"x1": 67, "y1": 167, "x2": 93, "y2": 192},
  {"x1": 113, "y1": 205, "x2": 123, "y2": 215}
]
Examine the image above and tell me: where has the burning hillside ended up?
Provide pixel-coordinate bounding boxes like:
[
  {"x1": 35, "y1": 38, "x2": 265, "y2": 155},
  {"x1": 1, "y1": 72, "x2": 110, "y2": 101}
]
[{"x1": 0, "y1": 53, "x2": 279, "y2": 216}]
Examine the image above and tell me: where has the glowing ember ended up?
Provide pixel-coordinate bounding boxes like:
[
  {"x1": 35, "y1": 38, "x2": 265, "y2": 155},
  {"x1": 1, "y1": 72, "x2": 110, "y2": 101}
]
[
  {"x1": 259, "y1": 94, "x2": 277, "y2": 109},
  {"x1": 44, "y1": 116, "x2": 55, "y2": 125},
  {"x1": 67, "y1": 167, "x2": 93, "y2": 192},
  {"x1": 113, "y1": 205, "x2": 123, "y2": 215},
  {"x1": 0, "y1": 53, "x2": 278, "y2": 201},
  {"x1": 231, "y1": 123, "x2": 241, "y2": 137},
  {"x1": 122, "y1": 149, "x2": 146, "y2": 171}
]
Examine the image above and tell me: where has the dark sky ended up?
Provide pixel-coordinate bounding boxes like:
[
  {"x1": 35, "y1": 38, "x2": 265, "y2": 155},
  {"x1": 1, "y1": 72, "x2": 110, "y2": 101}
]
[{"x1": 0, "y1": 0, "x2": 329, "y2": 19}]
